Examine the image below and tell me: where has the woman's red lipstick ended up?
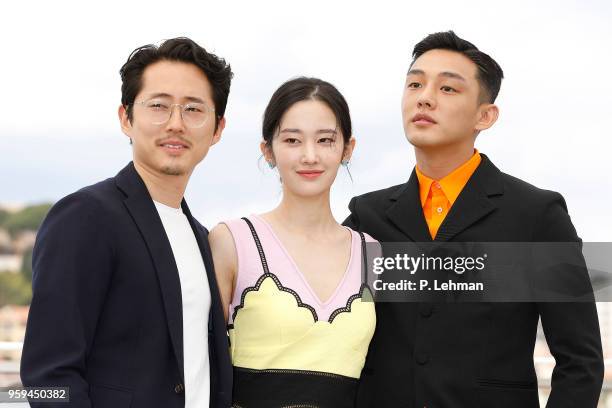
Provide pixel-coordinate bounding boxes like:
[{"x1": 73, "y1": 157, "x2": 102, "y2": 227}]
[{"x1": 296, "y1": 170, "x2": 324, "y2": 179}]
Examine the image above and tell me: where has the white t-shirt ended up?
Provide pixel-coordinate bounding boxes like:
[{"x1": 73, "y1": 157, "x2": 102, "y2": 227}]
[{"x1": 154, "y1": 201, "x2": 211, "y2": 408}]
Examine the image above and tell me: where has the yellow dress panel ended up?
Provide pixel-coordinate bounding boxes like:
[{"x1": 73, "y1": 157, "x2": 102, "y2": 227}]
[{"x1": 229, "y1": 275, "x2": 376, "y2": 379}]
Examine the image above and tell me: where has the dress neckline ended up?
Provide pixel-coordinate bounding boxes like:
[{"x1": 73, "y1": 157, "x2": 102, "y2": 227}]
[{"x1": 251, "y1": 214, "x2": 355, "y2": 306}]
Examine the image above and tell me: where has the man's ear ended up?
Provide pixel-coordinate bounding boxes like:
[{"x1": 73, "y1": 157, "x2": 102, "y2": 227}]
[
  {"x1": 475, "y1": 103, "x2": 499, "y2": 132},
  {"x1": 210, "y1": 116, "x2": 226, "y2": 146},
  {"x1": 118, "y1": 105, "x2": 133, "y2": 140}
]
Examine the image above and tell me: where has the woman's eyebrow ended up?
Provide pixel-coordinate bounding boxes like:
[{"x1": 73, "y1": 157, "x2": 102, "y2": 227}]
[
  {"x1": 279, "y1": 128, "x2": 337, "y2": 134},
  {"x1": 279, "y1": 128, "x2": 302, "y2": 134}
]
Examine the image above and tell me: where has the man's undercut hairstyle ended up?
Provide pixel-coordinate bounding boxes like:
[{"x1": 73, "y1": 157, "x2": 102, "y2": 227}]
[
  {"x1": 120, "y1": 37, "x2": 233, "y2": 130},
  {"x1": 411, "y1": 31, "x2": 504, "y2": 104}
]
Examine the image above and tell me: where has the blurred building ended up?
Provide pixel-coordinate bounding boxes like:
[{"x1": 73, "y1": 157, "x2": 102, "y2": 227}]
[
  {"x1": 0, "y1": 305, "x2": 28, "y2": 361},
  {"x1": 599, "y1": 303, "x2": 612, "y2": 356},
  {"x1": 0, "y1": 229, "x2": 12, "y2": 254},
  {"x1": 0, "y1": 256, "x2": 22, "y2": 273},
  {"x1": 12, "y1": 231, "x2": 36, "y2": 255}
]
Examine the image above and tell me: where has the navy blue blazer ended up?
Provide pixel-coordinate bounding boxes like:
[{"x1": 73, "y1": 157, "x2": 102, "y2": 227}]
[{"x1": 21, "y1": 162, "x2": 232, "y2": 408}]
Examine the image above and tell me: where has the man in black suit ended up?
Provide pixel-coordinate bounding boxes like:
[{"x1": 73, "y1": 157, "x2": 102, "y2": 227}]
[
  {"x1": 345, "y1": 31, "x2": 604, "y2": 407},
  {"x1": 21, "y1": 37, "x2": 233, "y2": 408}
]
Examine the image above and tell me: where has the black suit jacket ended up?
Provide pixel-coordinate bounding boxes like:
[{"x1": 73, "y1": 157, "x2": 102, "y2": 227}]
[
  {"x1": 344, "y1": 154, "x2": 603, "y2": 408},
  {"x1": 21, "y1": 162, "x2": 232, "y2": 408}
]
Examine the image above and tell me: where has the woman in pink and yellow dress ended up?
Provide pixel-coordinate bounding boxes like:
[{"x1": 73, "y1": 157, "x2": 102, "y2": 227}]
[{"x1": 209, "y1": 77, "x2": 376, "y2": 408}]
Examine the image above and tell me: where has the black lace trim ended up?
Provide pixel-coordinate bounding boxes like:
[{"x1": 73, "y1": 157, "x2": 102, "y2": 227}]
[
  {"x1": 231, "y1": 270, "x2": 319, "y2": 323},
  {"x1": 234, "y1": 366, "x2": 357, "y2": 382},
  {"x1": 327, "y1": 284, "x2": 371, "y2": 323},
  {"x1": 231, "y1": 218, "x2": 318, "y2": 323},
  {"x1": 229, "y1": 217, "x2": 370, "y2": 326}
]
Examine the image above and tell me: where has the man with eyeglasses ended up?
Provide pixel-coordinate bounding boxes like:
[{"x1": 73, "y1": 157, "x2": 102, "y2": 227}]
[{"x1": 21, "y1": 37, "x2": 233, "y2": 408}]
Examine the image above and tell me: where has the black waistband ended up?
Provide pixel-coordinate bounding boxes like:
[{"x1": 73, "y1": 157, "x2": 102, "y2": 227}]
[{"x1": 232, "y1": 366, "x2": 358, "y2": 408}]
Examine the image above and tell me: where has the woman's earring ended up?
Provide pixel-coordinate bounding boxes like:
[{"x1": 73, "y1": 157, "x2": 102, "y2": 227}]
[
  {"x1": 341, "y1": 159, "x2": 353, "y2": 182},
  {"x1": 268, "y1": 161, "x2": 276, "y2": 169}
]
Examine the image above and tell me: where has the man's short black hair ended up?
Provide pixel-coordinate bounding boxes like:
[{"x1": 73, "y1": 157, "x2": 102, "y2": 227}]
[
  {"x1": 411, "y1": 31, "x2": 504, "y2": 103},
  {"x1": 120, "y1": 37, "x2": 233, "y2": 130}
]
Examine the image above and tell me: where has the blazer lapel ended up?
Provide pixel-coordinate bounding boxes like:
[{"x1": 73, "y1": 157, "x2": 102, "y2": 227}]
[
  {"x1": 435, "y1": 154, "x2": 504, "y2": 242},
  {"x1": 115, "y1": 162, "x2": 184, "y2": 380},
  {"x1": 386, "y1": 170, "x2": 432, "y2": 242},
  {"x1": 182, "y1": 202, "x2": 232, "y2": 400},
  {"x1": 181, "y1": 202, "x2": 224, "y2": 333}
]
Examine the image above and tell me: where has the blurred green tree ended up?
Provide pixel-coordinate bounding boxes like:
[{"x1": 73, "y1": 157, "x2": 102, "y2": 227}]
[
  {"x1": 0, "y1": 272, "x2": 32, "y2": 306},
  {"x1": 21, "y1": 246, "x2": 34, "y2": 282},
  {"x1": 0, "y1": 208, "x2": 9, "y2": 225},
  {"x1": 3, "y1": 204, "x2": 52, "y2": 236}
]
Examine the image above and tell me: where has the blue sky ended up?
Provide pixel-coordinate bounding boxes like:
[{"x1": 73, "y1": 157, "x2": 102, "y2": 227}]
[{"x1": 1, "y1": 0, "x2": 611, "y2": 240}]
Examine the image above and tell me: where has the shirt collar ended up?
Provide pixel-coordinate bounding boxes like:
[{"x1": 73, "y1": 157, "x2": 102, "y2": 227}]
[
  {"x1": 415, "y1": 168, "x2": 434, "y2": 206},
  {"x1": 415, "y1": 150, "x2": 482, "y2": 207}
]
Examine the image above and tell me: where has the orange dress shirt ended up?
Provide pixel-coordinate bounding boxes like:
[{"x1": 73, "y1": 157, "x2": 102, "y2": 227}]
[{"x1": 415, "y1": 150, "x2": 482, "y2": 239}]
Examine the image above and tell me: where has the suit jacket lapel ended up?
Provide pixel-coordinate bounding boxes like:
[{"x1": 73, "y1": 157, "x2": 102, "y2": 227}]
[
  {"x1": 181, "y1": 202, "x2": 224, "y2": 334},
  {"x1": 182, "y1": 201, "x2": 231, "y2": 398},
  {"x1": 435, "y1": 154, "x2": 503, "y2": 242},
  {"x1": 386, "y1": 170, "x2": 432, "y2": 242},
  {"x1": 115, "y1": 162, "x2": 184, "y2": 380}
]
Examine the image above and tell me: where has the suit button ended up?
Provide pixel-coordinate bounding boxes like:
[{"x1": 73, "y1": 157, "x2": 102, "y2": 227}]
[
  {"x1": 415, "y1": 352, "x2": 429, "y2": 365},
  {"x1": 420, "y1": 305, "x2": 433, "y2": 317},
  {"x1": 174, "y1": 383, "x2": 184, "y2": 394}
]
